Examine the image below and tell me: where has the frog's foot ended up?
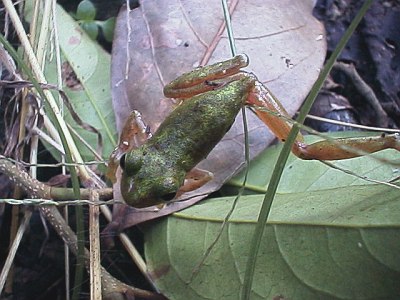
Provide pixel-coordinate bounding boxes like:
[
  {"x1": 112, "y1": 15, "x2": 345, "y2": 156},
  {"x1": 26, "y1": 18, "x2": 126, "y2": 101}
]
[
  {"x1": 292, "y1": 132, "x2": 400, "y2": 160},
  {"x1": 176, "y1": 168, "x2": 214, "y2": 198},
  {"x1": 391, "y1": 133, "x2": 400, "y2": 151}
]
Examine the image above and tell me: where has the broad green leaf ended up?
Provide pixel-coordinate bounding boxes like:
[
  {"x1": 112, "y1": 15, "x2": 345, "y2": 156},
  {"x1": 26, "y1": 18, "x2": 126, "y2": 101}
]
[
  {"x1": 44, "y1": 5, "x2": 116, "y2": 161},
  {"x1": 144, "y1": 135, "x2": 400, "y2": 299},
  {"x1": 145, "y1": 186, "x2": 400, "y2": 300}
]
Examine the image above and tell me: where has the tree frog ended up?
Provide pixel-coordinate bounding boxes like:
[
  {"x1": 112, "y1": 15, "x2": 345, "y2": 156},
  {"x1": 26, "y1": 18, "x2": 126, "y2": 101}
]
[{"x1": 110, "y1": 54, "x2": 400, "y2": 208}]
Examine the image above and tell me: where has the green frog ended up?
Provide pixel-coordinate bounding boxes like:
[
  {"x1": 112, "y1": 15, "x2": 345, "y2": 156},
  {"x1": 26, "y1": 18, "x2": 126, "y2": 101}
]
[{"x1": 110, "y1": 54, "x2": 400, "y2": 208}]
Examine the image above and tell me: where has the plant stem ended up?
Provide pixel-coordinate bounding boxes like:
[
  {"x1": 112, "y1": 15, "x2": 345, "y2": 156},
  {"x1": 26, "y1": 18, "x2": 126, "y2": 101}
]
[{"x1": 0, "y1": 156, "x2": 161, "y2": 299}]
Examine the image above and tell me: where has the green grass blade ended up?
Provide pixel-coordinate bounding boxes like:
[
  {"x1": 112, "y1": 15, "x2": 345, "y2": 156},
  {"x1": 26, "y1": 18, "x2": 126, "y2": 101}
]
[{"x1": 241, "y1": 1, "x2": 374, "y2": 299}]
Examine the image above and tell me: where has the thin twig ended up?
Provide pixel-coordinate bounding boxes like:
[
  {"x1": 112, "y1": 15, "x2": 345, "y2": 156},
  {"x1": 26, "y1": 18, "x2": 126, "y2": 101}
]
[
  {"x1": 306, "y1": 114, "x2": 400, "y2": 133},
  {"x1": 0, "y1": 210, "x2": 32, "y2": 295},
  {"x1": 333, "y1": 61, "x2": 388, "y2": 127},
  {"x1": 89, "y1": 190, "x2": 102, "y2": 300}
]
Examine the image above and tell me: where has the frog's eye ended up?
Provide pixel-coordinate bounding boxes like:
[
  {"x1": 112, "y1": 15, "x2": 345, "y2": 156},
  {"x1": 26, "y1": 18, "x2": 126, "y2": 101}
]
[
  {"x1": 119, "y1": 154, "x2": 127, "y2": 170},
  {"x1": 122, "y1": 150, "x2": 143, "y2": 175}
]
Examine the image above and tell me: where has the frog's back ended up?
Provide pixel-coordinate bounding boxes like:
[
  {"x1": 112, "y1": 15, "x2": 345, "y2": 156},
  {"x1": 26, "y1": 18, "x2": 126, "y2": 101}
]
[{"x1": 150, "y1": 78, "x2": 254, "y2": 170}]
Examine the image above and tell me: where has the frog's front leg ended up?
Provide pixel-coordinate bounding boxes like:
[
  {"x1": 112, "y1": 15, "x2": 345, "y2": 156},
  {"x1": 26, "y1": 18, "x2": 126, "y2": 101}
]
[
  {"x1": 176, "y1": 168, "x2": 214, "y2": 198},
  {"x1": 247, "y1": 81, "x2": 400, "y2": 160},
  {"x1": 107, "y1": 110, "x2": 151, "y2": 183}
]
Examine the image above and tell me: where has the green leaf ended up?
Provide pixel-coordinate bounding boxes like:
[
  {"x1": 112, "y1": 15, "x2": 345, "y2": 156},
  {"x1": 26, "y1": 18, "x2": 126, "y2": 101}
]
[
  {"x1": 144, "y1": 135, "x2": 400, "y2": 299},
  {"x1": 145, "y1": 187, "x2": 400, "y2": 299},
  {"x1": 76, "y1": 0, "x2": 96, "y2": 21},
  {"x1": 227, "y1": 132, "x2": 400, "y2": 194},
  {"x1": 80, "y1": 21, "x2": 99, "y2": 40},
  {"x1": 44, "y1": 5, "x2": 116, "y2": 161}
]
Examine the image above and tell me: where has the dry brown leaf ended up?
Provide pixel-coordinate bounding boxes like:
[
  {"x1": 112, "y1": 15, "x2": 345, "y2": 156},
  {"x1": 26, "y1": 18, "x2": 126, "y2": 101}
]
[{"x1": 108, "y1": 0, "x2": 326, "y2": 229}]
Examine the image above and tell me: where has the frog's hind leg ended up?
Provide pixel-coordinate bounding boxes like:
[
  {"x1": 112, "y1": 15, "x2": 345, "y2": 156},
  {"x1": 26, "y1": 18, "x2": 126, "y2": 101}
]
[
  {"x1": 163, "y1": 55, "x2": 249, "y2": 99},
  {"x1": 247, "y1": 81, "x2": 400, "y2": 161}
]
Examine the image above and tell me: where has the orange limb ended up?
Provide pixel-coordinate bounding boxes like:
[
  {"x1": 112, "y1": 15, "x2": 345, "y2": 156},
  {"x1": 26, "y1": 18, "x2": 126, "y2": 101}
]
[
  {"x1": 107, "y1": 111, "x2": 151, "y2": 183},
  {"x1": 247, "y1": 81, "x2": 400, "y2": 160}
]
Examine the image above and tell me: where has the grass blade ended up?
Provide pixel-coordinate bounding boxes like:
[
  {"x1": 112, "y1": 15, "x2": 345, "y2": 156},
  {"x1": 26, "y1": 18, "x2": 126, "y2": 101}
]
[{"x1": 241, "y1": 1, "x2": 374, "y2": 299}]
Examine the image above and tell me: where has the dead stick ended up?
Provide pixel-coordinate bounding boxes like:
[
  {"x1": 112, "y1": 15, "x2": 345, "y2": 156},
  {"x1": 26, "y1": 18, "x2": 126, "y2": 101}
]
[
  {"x1": 0, "y1": 156, "x2": 164, "y2": 299},
  {"x1": 333, "y1": 62, "x2": 388, "y2": 127}
]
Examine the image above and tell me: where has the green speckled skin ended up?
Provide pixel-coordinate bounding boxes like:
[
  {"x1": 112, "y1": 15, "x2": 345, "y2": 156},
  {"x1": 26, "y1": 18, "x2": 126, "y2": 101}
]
[{"x1": 121, "y1": 76, "x2": 255, "y2": 207}]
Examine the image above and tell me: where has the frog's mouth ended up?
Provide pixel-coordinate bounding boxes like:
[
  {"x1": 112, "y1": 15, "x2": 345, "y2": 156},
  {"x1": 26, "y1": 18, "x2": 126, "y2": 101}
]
[
  {"x1": 158, "y1": 191, "x2": 177, "y2": 202},
  {"x1": 121, "y1": 178, "x2": 181, "y2": 208}
]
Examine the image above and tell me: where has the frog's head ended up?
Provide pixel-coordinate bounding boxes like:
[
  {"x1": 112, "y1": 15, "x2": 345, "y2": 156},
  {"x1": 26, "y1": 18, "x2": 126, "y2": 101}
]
[{"x1": 119, "y1": 147, "x2": 186, "y2": 208}]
